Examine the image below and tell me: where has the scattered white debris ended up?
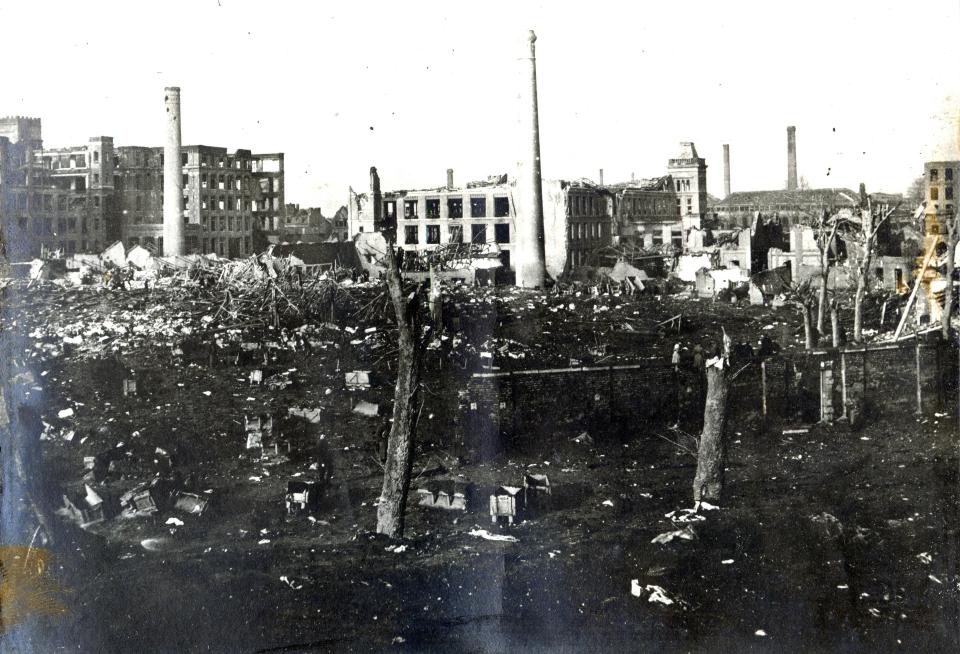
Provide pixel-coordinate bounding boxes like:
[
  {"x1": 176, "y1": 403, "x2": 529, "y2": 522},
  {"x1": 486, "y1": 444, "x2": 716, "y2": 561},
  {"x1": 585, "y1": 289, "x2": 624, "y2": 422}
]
[
  {"x1": 651, "y1": 526, "x2": 696, "y2": 544},
  {"x1": 645, "y1": 585, "x2": 674, "y2": 605},
  {"x1": 721, "y1": 559, "x2": 734, "y2": 565},
  {"x1": 280, "y1": 575, "x2": 303, "y2": 590},
  {"x1": 57, "y1": 408, "x2": 74, "y2": 419},
  {"x1": 601, "y1": 500, "x2": 614, "y2": 507},
  {"x1": 165, "y1": 517, "x2": 184, "y2": 527},
  {"x1": 917, "y1": 552, "x2": 932, "y2": 564},
  {"x1": 468, "y1": 529, "x2": 517, "y2": 543},
  {"x1": 258, "y1": 538, "x2": 271, "y2": 545},
  {"x1": 755, "y1": 629, "x2": 767, "y2": 637}
]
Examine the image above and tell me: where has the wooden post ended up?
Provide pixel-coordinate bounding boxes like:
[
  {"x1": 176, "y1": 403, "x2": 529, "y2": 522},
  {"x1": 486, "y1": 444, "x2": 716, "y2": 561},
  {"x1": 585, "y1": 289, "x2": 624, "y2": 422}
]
[
  {"x1": 935, "y1": 340, "x2": 943, "y2": 410},
  {"x1": 761, "y1": 360, "x2": 768, "y2": 418},
  {"x1": 915, "y1": 335, "x2": 923, "y2": 415},
  {"x1": 862, "y1": 342, "x2": 868, "y2": 406},
  {"x1": 784, "y1": 359, "x2": 792, "y2": 414},
  {"x1": 840, "y1": 349, "x2": 848, "y2": 418}
]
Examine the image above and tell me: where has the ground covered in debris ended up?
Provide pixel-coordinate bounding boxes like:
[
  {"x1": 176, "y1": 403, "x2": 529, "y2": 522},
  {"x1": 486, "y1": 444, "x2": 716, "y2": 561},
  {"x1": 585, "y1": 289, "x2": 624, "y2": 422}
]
[{"x1": 3, "y1": 281, "x2": 958, "y2": 653}]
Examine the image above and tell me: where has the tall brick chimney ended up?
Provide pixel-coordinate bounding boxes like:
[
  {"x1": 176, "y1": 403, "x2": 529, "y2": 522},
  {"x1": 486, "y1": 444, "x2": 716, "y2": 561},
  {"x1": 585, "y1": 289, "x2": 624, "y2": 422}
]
[
  {"x1": 787, "y1": 126, "x2": 798, "y2": 191},
  {"x1": 599, "y1": 168, "x2": 604, "y2": 186},
  {"x1": 723, "y1": 144, "x2": 731, "y2": 198},
  {"x1": 370, "y1": 166, "x2": 383, "y2": 231},
  {"x1": 446, "y1": 168, "x2": 454, "y2": 190},
  {"x1": 163, "y1": 87, "x2": 185, "y2": 256},
  {"x1": 515, "y1": 30, "x2": 547, "y2": 288}
]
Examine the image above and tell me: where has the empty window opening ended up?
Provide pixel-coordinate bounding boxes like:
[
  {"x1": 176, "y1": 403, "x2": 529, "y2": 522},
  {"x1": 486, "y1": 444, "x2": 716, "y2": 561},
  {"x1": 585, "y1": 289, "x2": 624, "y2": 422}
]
[
  {"x1": 471, "y1": 197, "x2": 487, "y2": 217},
  {"x1": 447, "y1": 198, "x2": 463, "y2": 219}
]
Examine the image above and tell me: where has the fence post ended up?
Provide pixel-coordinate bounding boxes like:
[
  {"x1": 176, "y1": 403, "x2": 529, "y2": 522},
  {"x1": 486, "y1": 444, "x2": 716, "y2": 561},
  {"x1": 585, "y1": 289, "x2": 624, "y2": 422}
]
[
  {"x1": 916, "y1": 336, "x2": 923, "y2": 415},
  {"x1": 840, "y1": 349, "x2": 847, "y2": 418},
  {"x1": 935, "y1": 340, "x2": 943, "y2": 410},
  {"x1": 862, "y1": 342, "x2": 868, "y2": 409},
  {"x1": 784, "y1": 359, "x2": 792, "y2": 416},
  {"x1": 761, "y1": 360, "x2": 768, "y2": 418}
]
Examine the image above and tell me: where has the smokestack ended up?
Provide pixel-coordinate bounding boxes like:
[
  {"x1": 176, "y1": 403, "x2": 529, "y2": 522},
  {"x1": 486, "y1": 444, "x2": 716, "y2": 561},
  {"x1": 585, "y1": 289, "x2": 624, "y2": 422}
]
[
  {"x1": 787, "y1": 126, "x2": 797, "y2": 191},
  {"x1": 163, "y1": 87, "x2": 184, "y2": 256},
  {"x1": 515, "y1": 30, "x2": 547, "y2": 288},
  {"x1": 370, "y1": 166, "x2": 383, "y2": 230},
  {"x1": 723, "y1": 144, "x2": 731, "y2": 198},
  {"x1": 631, "y1": 172, "x2": 635, "y2": 183},
  {"x1": 599, "y1": 168, "x2": 604, "y2": 186},
  {"x1": 446, "y1": 168, "x2": 454, "y2": 190}
]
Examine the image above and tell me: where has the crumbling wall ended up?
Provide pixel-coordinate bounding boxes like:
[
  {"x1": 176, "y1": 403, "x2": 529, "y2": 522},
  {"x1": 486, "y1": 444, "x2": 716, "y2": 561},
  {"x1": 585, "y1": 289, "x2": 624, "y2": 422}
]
[{"x1": 541, "y1": 180, "x2": 569, "y2": 279}]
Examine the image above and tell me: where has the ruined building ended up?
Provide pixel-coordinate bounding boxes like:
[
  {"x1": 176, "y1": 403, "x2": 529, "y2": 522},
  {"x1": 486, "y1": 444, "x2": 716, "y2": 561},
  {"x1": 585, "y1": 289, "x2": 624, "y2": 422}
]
[
  {"x1": 0, "y1": 114, "x2": 285, "y2": 261},
  {"x1": 348, "y1": 168, "x2": 684, "y2": 277},
  {"x1": 668, "y1": 142, "x2": 708, "y2": 220},
  {"x1": 114, "y1": 144, "x2": 285, "y2": 257},
  {"x1": 0, "y1": 116, "x2": 115, "y2": 260},
  {"x1": 924, "y1": 160, "x2": 958, "y2": 234}
]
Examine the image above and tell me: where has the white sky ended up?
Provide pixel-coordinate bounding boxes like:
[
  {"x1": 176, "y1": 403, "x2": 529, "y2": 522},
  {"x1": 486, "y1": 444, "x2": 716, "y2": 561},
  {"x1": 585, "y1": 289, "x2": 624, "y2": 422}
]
[{"x1": 1, "y1": 1, "x2": 958, "y2": 214}]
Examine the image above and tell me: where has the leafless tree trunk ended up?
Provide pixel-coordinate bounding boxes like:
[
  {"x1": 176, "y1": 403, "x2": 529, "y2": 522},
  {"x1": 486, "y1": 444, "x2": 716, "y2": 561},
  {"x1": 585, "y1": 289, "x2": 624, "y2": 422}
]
[
  {"x1": 816, "y1": 218, "x2": 840, "y2": 336},
  {"x1": 817, "y1": 266, "x2": 830, "y2": 336},
  {"x1": 375, "y1": 243, "x2": 424, "y2": 539},
  {"x1": 852, "y1": 205, "x2": 874, "y2": 343},
  {"x1": 693, "y1": 330, "x2": 731, "y2": 503},
  {"x1": 801, "y1": 302, "x2": 817, "y2": 350},
  {"x1": 942, "y1": 213, "x2": 958, "y2": 340},
  {"x1": 853, "y1": 199, "x2": 896, "y2": 342},
  {"x1": 831, "y1": 302, "x2": 841, "y2": 347}
]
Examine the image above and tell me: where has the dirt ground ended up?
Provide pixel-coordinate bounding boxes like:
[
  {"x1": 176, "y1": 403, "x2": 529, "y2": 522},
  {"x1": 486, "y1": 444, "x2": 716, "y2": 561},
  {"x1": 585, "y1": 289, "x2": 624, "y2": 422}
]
[{"x1": 2, "y1": 283, "x2": 958, "y2": 653}]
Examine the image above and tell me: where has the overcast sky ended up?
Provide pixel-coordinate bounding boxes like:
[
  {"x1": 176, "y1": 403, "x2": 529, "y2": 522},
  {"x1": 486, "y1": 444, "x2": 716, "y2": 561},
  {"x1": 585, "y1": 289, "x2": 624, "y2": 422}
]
[{"x1": 2, "y1": 1, "x2": 958, "y2": 214}]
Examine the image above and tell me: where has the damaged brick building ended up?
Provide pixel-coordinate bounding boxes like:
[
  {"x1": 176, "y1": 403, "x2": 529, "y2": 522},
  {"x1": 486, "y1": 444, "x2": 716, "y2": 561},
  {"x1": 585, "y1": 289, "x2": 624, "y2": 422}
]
[
  {"x1": 0, "y1": 115, "x2": 286, "y2": 261},
  {"x1": 347, "y1": 145, "x2": 702, "y2": 277}
]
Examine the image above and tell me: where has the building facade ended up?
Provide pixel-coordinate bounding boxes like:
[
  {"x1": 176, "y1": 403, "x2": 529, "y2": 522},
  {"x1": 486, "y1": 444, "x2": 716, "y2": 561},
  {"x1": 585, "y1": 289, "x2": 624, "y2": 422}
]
[
  {"x1": 349, "y1": 171, "x2": 683, "y2": 276},
  {"x1": 668, "y1": 142, "x2": 708, "y2": 220},
  {"x1": 607, "y1": 176, "x2": 682, "y2": 250},
  {"x1": 923, "y1": 161, "x2": 958, "y2": 235},
  {"x1": 1, "y1": 117, "x2": 120, "y2": 260},
  {"x1": 0, "y1": 116, "x2": 285, "y2": 261},
  {"x1": 115, "y1": 145, "x2": 285, "y2": 256},
  {"x1": 349, "y1": 174, "x2": 519, "y2": 271}
]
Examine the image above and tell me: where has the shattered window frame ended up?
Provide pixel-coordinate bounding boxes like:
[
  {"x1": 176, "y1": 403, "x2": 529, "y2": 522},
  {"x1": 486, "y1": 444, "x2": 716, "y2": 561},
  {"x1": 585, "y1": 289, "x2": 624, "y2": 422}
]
[
  {"x1": 447, "y1": 197, "x2": 463, "y2": 219},
  {"x1": 494, "y1": 196, "x2": 510, "y2": 217},
  {"x1": 426, "y1": 198, "x2": 441, "y2": 219},
  {"x1": 404, "y1": 225, "x2": 419, "y2": 244},
  {"x1": 470, "y1": 196, "x2": 486, "y2": 218},
  {"x1": 426, "y1": 224, "x2": 441, "y2": 244},
  {"x1": 471, "y1": 223, "x2": 486, "y2": 243},
  {"x1": 404, "y1": 199, "x2": 418, "y2": 219},
  {"x1": 494, "y1": 223, "x2": 510, "y2": 244}
]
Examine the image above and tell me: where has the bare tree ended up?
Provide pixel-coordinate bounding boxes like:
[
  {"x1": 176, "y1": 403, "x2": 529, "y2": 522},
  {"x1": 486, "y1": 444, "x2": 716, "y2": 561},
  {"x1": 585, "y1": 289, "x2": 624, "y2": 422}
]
[
  {"x1": 375, "y1": 240, "x2": 425, "y2": 538},
  {"x1": 693, "y1": 328, "x2": 732, "y2": 503},
  {"x1": 907, "y1": 175, "x2": 926, "y2": 209},
  {"x1": 786, "y1": 280, "x2": 818, "y2": 349},
  {"x1": 942, "y1": 208, "x2": 960, "y2": 339},
  {"x1": 830, "y1": 294, "x2": 842, "y2": 347},
  {"x1": 813, "y1": 207, "x2": 845, "y2": 336},
  {"x1": 850, "y1": 189, "x2": 898, "y2": 342}
]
